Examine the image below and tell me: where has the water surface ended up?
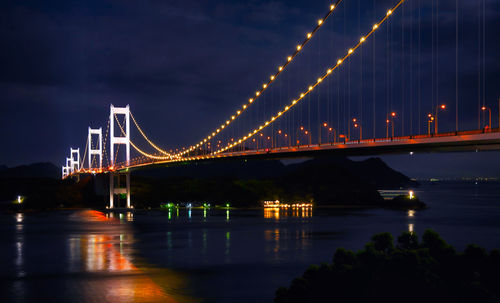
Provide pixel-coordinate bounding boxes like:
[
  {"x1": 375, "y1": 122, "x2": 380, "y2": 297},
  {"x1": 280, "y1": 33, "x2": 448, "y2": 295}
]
[{"x1": 1, "y1": 182, "x2": 500, "y2": 302}]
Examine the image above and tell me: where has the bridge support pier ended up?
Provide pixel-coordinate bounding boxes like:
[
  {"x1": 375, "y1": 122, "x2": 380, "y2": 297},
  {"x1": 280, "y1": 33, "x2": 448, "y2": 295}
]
[{"x1": 109, "y1": 171, "x2": 131, "y2": 209}]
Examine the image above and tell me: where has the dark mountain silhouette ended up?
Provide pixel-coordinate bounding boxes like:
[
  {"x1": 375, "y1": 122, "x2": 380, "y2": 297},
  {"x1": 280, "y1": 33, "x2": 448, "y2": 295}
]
[
  {"x1": 134, "y1": 157, "x2": 415, "y2": 189},
  {"x1": 289, "y1": 157, "x2": 417, "y2": 189},
  {"x1": 0, "y1": 157, "x2": 418, "y2": 210},
  {"x1": 0, "y1": 162, "x2": 60, "y2": 179},
  {"x1": 129, "y1": 157, "x2": 417, "y2": 207},
  {"x1": 134, "y1": 159, "x2": 286, "y2": 179}
]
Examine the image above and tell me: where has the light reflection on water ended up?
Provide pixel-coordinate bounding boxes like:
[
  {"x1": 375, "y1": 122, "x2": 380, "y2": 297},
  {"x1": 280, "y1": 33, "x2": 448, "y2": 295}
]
[
  {"x1": 5, "y1": 206, "x2": 418, "y2": 303},
  {"x1": 7, "y1": 210, "x2": 197, "y2": 303},
  {"x1": 15, "y1": 213, "x2": 24, "y2": 279},
  {"x1": 409, "y1": 223, "x2": 414, "y2": 233},
  {"x1": 263, "y1": 207, "x2": 313, "y2": 219},
  {"x1": 8, "y1": 183, "x2": 500, "y2": 303},
  {"x1": 407, "y1": 210, "x2": 416, "y2": 233}
]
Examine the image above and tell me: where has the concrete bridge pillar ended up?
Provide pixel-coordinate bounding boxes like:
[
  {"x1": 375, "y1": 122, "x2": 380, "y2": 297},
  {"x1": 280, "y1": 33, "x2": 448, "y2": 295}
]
[{"x1": 109, "y1": 171, "x2": 131, "y2": 209}]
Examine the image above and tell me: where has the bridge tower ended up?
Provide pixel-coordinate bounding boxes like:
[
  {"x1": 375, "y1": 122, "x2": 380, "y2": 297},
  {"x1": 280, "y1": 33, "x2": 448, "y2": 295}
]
[
  {"x1": 88, "y1": 127, "x2": 103, "y2": 171},
  {"x1": 70, "y1": 148, "x2": 80, "y2": 172},
  {"x1": 70, "y1": 148, "x2": 80, "y2": 181},
  {"x1": 108, "y1": 104, "x2": 131, "y2": 209},
  {"x1": 66, "y1": 157, "x2": 72, "y2": 173}
]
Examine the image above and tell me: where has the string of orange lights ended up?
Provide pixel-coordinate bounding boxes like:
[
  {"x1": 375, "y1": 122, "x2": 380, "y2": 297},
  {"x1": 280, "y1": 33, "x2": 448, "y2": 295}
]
[
  {"x1": 209, "y1": 0, "x2": 406, "y2": 156},
  {"x1": 173, "y1": 0, "x2": 345, "y2": 158},
  {"x1": 129, "y1": 111, "x2": 173, "y2": 156},
  {"x1": 120, "y1": 0, "x2": 406, "y2": 164},
  {"x1": 113, "y1": 114, "x2": 176, "y2": 160}
]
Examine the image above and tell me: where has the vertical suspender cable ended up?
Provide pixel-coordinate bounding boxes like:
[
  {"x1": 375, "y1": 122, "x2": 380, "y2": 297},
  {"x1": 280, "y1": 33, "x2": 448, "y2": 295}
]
[
  {"x1": 482, "y1": 0, "x2": 486, "y2": 111},
  {"x1": 373, "y1": 2, "x2": 376, "y2": 139},
  {"x1": 455, "y1": 0, "x2": 459, "y2": 131},
  {"x1": 417, "y1": 0, "x2": 422, "y2": 135},
  {"x1": 409, "y1": 0, "x2": 413, "y2": 135},
  {"x1": 436, "y1": 0, "x2": 439, "y2": 129},
  {"x1": 477, "y1": 0, "x2": 481, "y2": 128},
  {"x1": 402, "y1": 3, "x2": 405, "y2": 136},
  {"x1": 359, "y1": 2, "x2": 363, "y2": 140}
]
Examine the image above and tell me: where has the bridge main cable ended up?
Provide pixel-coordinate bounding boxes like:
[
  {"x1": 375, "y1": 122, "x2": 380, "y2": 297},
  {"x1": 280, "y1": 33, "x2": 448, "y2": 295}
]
[
  {"x1": 79, "y1": 135, "x2": 89, "y2": 171},
  {"x1": 210, "y1": 0, "x2": 407, "y2": 155},
  {"x1": 174, "y1": 0, "x2": 345, "y2": 158},
  {"x1": 129, "y1": 111, "x2": 172, "y2": 156},
  {"x1": 113, "y1": 114, "x2": 176, "y2": 162}
]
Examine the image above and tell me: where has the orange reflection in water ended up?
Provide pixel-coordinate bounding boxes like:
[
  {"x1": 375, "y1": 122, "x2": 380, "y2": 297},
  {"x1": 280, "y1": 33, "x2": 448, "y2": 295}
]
[
  {"x1": 71, "y1": 210, "x2": 198, "y2": 303},
  {"x1": 264, "y1": 207, "x2": 312, "y2": 219},
  {"x1": 80, "y1": 234, "x2": 134, "y2": 272},
  {"x1": 264, "y1": 208, "x2": 281, "y2": 219},
  {"x1": 264, "y1": 228, "x2": 281, "y2": 254}
]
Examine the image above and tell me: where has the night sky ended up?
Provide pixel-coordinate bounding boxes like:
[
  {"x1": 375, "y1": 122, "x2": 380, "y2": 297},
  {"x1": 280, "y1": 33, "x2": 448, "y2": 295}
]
[{"x1": 1, "y1": 0, "x2": 499, "y2": 178}]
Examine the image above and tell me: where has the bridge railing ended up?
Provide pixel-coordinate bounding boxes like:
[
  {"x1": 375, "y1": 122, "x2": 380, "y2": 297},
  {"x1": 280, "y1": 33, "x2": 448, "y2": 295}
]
[{"x1": 95, "y1": 127, "x2": 500, "y2": 172}]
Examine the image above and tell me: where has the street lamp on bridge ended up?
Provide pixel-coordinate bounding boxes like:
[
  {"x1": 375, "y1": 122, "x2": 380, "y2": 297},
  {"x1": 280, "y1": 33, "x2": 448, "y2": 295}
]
[
  {"x1": 277, "y1": 130, "x2": 291, "y2": 148},
  {"x1": 386, "y1": 112, "x2": 396, "y2": 138},
  {"x1": 435, "y1": 104, "x2": 446, "y2": 134},
  {"x1": 352, "y1": 119, "x2": 362, "y2": 141},
  {"x1": 428, "y1": 114, "x2": 435, "y2": 136},
  {"x1": 296, "y1": 126, "x2": 311, "y2": 147},
  {"x1": 320, "y1": 122, "x2": 336, "y2": 145},
  {"x1": 349, "y1": 118, "x2": 361, "y2": 141},
  {"x1": 482, "y1": 106, "x2": 491, "y2": 131},
  {"x1": 266, "y1": 136, "x2": 273, "y2": 149}
]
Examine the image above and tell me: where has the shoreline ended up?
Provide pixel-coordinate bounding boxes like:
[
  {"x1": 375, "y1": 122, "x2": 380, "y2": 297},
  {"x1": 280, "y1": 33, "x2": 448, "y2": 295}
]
[{"x1": 2, "y1": 201, "x2": 426, "y2": 214}]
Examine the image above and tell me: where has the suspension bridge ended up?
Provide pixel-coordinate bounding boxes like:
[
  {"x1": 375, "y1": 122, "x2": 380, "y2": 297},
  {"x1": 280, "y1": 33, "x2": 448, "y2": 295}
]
[{"x1": 61, "y1": 0, "x2": 497, "y2": 208}]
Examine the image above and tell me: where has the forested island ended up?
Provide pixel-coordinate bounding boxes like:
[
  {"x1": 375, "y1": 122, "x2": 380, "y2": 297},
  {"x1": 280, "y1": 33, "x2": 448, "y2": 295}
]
[
  {"x1": 275, "y1": 230, "x2": 500, "y2": 303},
  {"x1": 0, "y1": 157, "x2": 423, "y2": 211}
]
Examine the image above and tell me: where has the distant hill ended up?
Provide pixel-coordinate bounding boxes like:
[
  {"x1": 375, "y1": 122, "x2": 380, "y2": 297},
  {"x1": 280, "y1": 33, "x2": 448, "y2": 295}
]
[
  {"x1": 291, "y1": 157, "x2": 417, "y2": 189},
  {"x1": 129, "y1": 157, "x2": 417, "y2": 207},
  {"x1": 0, "y1": 162, "x2": 60, "y2": 179},
  {"x1": 0, "y1": 158, "x2": 417, "y2": 210},
  {"x1": 133, "y1": 159, "x2": 286, "y2": 179},
  {"x1": 133, "y1": 157, "x2": 415, "y2": 189}
]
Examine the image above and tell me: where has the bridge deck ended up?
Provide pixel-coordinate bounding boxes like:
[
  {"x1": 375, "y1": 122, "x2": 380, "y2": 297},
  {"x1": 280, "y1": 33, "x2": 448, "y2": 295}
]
[{"x1": 118, "y1": 129, "x2": 500, "y2": 171}]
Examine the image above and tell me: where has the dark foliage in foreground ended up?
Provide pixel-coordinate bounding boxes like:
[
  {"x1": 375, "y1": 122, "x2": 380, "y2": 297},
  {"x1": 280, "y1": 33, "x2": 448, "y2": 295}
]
[{"x1": 275, "y1": 230, "x2": 500, "y2": 303}]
